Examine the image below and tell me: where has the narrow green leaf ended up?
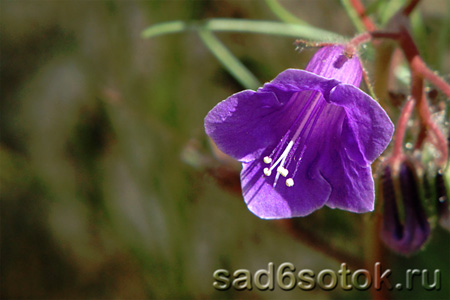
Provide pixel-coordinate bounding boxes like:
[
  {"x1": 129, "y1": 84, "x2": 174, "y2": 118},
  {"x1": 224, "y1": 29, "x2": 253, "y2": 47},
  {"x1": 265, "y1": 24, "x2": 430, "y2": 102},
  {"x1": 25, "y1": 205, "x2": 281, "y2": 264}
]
[
  {"x1": 203, "y1": 19, "x2": 345, "y2": 41},
  {"x1": 141, "y1": 20, "x2": 190, "y2": 39},
  {"x1": 142, "y1": 18, "x2": 346, "y2": 90},
  {"x1": 264, "y1": 0, "x2": 308, "y2": 25},
  {"x1": 142, "y1": 19, "x2": 346, "y2": 42},
  {"x1": 197, "y1": 28, "x2": 261, "y2": 90}
]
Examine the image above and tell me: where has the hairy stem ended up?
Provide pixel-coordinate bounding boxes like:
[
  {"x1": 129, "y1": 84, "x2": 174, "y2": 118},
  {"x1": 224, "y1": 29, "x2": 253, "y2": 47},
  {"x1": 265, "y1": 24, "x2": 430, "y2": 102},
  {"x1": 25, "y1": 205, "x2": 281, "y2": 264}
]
[{"x1": 391, "y1": 99, "x2": 415, "y2": 171}]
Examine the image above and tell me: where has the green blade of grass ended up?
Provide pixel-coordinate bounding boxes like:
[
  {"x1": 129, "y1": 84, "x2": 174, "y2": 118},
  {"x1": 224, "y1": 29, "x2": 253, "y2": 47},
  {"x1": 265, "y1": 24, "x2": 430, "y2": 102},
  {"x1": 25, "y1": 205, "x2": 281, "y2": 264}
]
[
  {"x1": 203, "y1": 19, "x2": 344, "y2": 41},
  {"x1": 142, "y1": 19, "x2": 346, "y2": 90},
  {"x1": 142, "y1": 19, "x2": 345, "y2": 41},
  {"x1": 141, "y1": 20, "x2": 189, "y2": 39},
  {"x1": 197, "y1": 28, "x2": 261, "y2": 90}
]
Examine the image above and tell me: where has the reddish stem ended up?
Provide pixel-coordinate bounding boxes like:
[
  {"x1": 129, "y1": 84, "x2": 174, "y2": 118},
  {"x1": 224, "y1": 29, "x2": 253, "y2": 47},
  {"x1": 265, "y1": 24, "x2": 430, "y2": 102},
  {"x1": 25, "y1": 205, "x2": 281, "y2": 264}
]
[
  {"x1": 414, "y1": 125, "x2": 427, "y2": 150},
  {"x1": 398, "y1": 28, "x2": 449, "y2": 166},
  {"x1": 420, "y1": 66, "x2": 450, "y2": 99},
  {"x1": 390, "y1": 98, "x2": 415, "y2": 170},
  {"x1": 403, "y1": 0, "x2": 421, "y2": 16},
  {"x1": 349, "y1": 0, "x2": 377, "y2": 31},
  {"x1": 347, "y1": 29, "x2": 450, "y2": 102},
  {"x1": 344, "y1": 31, "x2": 400, "y2": 57},
  {"x1": 370, "y1": 30, "x2": 450, "y2": 99},
  {"x1": 294, "y1": 39, "x2": 336, "y2": 50},
  {"x1": 344, "y1": 27, "x2": 449, "y2": 167}
]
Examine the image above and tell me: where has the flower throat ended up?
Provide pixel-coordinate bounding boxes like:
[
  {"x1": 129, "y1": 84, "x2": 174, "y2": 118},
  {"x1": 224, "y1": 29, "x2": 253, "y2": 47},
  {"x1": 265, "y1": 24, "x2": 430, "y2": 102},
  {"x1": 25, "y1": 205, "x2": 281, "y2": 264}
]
[{"x1": 262, "y1": 92, "x2": 325, "y2": 188}]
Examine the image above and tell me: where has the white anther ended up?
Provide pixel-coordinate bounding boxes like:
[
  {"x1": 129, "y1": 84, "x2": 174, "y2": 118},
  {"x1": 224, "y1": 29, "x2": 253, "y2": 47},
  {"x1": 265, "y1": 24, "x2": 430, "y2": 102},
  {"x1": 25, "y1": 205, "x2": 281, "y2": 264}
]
[
  {"x1": 277, "y1": 166, "x2": 289, "y2": 177},
  {"x1": 286, "y1": 178, "x2": 294, "y2": 187},
  {"x1": 263, "y1": 157, "x2": 272, "y2": 164},
  {"x1": 263, "y1": 140, "x2": 295, "y2": 188}
]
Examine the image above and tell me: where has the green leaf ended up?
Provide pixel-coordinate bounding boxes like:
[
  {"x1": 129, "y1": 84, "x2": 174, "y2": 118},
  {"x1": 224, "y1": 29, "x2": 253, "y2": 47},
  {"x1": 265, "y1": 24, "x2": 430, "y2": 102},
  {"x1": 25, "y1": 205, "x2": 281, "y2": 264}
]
[
  {"x1": 142, "y1": 18, "x2": 345, "y2": 42},
  {"x1": 203, "y1": 19, "x2": 345, "y2": 41},
  {"x1": 142, "y1": 19, "x2": 346, "y2": 90},
  {"x1": 141, "y1": 20, "x2": 189, "y2": 39},
  {"x1": 197, "y1": 28, "x2": 261, "y2": 90}
]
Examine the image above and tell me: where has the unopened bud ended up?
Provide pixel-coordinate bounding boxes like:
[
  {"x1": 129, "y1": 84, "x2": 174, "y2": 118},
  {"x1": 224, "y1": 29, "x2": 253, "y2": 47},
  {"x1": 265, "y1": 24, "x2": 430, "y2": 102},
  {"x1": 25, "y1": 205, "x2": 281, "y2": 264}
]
[{"x1": 380, "y1": 162, "x2": 430, "y2": 255}]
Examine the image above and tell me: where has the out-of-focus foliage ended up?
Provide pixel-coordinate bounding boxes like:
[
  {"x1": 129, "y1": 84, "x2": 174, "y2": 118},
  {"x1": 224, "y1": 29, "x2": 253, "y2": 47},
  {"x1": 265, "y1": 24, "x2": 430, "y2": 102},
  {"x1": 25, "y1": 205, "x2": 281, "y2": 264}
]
[{"x1": 1, "y1": 0, "x2": 449, "y2": 299}]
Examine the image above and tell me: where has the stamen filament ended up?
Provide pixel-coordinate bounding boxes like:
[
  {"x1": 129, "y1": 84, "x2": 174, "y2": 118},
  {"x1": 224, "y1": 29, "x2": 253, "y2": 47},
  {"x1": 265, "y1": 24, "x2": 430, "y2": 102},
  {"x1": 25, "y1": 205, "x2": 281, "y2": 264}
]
[
  {"x1": 261, "y1": 92, "x2": 327, "y2": 188},
  {"x1": 269, "y1": 141, "x2": 294, "y2": 174}
]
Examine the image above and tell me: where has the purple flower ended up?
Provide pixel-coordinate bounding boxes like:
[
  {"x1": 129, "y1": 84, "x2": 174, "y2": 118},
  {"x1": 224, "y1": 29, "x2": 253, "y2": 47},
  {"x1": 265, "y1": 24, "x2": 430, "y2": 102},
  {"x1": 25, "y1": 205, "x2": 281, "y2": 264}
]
[
  {"x1": 380, "y1": 163, "x2": 430, "y2": 254},
  {"x1": 204, "y1": 46, "x2": 394, "y2": 219}
]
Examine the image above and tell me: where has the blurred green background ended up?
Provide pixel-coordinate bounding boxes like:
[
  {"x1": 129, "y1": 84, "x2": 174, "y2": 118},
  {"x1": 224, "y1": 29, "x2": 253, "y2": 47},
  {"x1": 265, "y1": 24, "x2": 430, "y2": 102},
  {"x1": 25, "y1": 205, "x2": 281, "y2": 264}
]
[{"x1": 1, "y1": 0, "x2": 449, "y2": 299}]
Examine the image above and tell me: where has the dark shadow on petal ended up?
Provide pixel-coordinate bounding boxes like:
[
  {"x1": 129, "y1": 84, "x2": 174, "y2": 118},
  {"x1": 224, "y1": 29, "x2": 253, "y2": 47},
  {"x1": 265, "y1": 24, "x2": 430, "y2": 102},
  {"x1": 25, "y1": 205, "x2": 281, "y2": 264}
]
[
  {"x1": 241, "y1": 162, "x2": 265, "y2": 207},
  {"x1": 329, "y1": 84, "x2": 394, "y2": 165},
  {"x1": 333, "y1": 55, "x2": 348, "y2": 69},
  {"x1": 381, "y1": 166, "x2": 404, "y2": 240}
]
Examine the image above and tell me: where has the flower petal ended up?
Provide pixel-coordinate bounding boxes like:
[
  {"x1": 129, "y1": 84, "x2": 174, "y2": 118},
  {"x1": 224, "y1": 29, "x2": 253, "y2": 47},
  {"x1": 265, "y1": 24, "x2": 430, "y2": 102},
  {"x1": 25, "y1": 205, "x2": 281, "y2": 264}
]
[
  {"x1": 240, "y1": 100, "x2": 342, "y2": 219},
  {"x1": 321, "y1": 147, "x2": 375, "y2": 212},
  {"x1": 305, "y1": 45, "x2": 363, "y2": 86},
  {"x1": 204, "y1": 90, "x2": 284, "y2": 162},
  {"x1": 302, "y1": 102, "x2": 375, "y2": 213},
  {"x1": 259, "y1": 69, "x2": 338, "y2": 100},
  {"x1": 241, "y1": 155, "x2": 332, "y2": 219},
  {"x1": 205, "y1": 45, "x2": 395, "y2": 219},
  {"x1": 204, "y1": 69, "x2": 339, "y2": 162},
  {"x1": 328, "y1": 84, "x2": 394, "y2": 165}
]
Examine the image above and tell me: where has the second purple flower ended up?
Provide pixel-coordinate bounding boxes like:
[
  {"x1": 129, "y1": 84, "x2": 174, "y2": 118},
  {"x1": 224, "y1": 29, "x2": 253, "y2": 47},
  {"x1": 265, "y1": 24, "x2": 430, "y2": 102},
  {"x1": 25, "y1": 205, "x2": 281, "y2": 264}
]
[{"x1": 205, "y1": 46, "x2": 394, "y2": 219}]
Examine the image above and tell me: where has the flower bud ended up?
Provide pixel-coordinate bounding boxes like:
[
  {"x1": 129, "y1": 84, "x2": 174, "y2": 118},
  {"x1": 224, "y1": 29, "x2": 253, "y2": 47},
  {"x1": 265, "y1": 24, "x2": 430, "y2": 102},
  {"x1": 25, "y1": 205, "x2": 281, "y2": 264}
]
[{"x1": 380, "y1": 162, "x2": 430, "y2": 255}]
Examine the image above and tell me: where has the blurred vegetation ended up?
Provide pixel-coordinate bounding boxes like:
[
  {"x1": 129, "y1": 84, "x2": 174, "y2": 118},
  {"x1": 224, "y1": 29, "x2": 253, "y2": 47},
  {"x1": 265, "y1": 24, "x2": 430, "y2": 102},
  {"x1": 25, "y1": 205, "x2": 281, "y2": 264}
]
[{"x1": 0, "y1": 0, "x2": 449, "y2": 299}]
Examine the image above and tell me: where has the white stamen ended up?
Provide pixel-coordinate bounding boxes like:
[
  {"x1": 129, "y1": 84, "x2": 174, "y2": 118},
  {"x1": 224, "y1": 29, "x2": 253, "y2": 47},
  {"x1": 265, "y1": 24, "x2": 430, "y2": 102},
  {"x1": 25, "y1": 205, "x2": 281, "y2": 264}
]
[
  {"x1": 270, "y1": 141, "x2": 294, "y2": 171},
  {"x1": 277, "y1": 166, "x2": 289, "y2": 177},
  {"x1": 271, "y1": 140, "x2": 294, "y2": 187},
  {"x1": 263, "y1": 93, "x2": 323, "y2": 187},
  {"x1": 286, "y1": 178, "x2": 294, "y2": 187}
]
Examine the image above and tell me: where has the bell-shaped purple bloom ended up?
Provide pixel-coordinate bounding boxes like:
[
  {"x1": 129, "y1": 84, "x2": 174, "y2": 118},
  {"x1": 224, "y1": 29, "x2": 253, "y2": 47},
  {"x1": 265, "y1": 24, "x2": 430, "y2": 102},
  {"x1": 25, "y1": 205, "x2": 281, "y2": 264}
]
[
  {"x1": 204, "y1": 46, "x2": 394, "y2": 219},
  {"x1": 380, "y1": 163, "x2": 430, "y2": 254}
]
